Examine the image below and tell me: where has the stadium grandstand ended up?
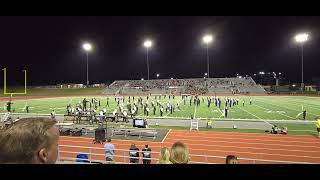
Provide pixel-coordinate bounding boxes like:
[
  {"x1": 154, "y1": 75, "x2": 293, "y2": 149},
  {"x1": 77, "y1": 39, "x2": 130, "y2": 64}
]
[{"x1": 106, "y1": 77, "x2": 266, "y2": 95}]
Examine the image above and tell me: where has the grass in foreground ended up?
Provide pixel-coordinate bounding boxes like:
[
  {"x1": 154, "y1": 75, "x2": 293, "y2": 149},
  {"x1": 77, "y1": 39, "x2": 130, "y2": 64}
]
[{"x1": 73, "y1": 121, "x2": 318, "y2": 136}]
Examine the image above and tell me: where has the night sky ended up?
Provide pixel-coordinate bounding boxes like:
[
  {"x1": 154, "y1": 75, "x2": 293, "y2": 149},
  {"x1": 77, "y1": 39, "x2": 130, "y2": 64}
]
[{"x1": 1, "y1": 16, "x2": 320, "y2": 86}]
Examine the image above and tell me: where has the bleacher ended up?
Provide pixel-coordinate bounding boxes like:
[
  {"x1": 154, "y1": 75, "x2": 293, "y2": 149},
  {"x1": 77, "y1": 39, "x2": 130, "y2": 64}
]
[{"x1": 106, "y1": 77, "x2": 266, "y2": 95}]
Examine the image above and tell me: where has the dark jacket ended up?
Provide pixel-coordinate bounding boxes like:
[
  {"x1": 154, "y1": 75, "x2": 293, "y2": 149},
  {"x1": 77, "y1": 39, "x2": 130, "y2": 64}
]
[{"x1": 142, "y1": 148, "x2": 152, "y2": 160}]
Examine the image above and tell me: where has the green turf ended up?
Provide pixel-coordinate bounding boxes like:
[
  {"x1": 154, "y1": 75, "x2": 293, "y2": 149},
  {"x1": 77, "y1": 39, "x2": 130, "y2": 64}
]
[
  {"x1": 1, "y1": 95, "x2": 320, "y2": 121},
  {"x1": 72, "y1": 122, "x2": 318, "y2": 136},
  {"x1": 0, "y1": 87, "x2": 105, "y2": 97}
]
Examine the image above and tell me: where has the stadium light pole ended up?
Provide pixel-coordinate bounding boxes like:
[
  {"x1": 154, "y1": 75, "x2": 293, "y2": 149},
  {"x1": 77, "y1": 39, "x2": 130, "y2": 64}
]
[
  {"x1": 82, "y1": 42, "x2": 92, "y2": 86},
  {"x1": 203, "y1": 35, "x2": 213, "y2": 78},
  {"x1": 294, "y1": 33, "x2": 309, "y2": 91},
  {"x1": 144, "y1": 40, "x2": 152, "y2": 80}
]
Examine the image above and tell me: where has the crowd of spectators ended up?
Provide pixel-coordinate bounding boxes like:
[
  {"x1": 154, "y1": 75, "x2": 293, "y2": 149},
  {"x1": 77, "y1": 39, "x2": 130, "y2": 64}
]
[
  {"x1": 185, "y1": 86, "x2": 208, "y2": 95},
  {"x1": 109, "y1": 77, "x2": 263, "y2": 95}
]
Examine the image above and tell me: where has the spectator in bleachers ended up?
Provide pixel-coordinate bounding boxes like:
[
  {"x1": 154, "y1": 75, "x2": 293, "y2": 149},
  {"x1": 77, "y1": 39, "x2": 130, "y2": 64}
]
[
  {"x1": 170, "y1": 141, "x2": 189, "y2": 164},
  {"x1": 226, "y1": 155, "x2": 239, "y2": 164},
  {"x1": 109, "y1": 77, "x2": 263, "y2": 95},
  {"x1": 158, "y1": 147, "x2": 172, "y2": 164},
  {"x1": 129, "y1": 143, "x2": 140, "y2": 164},
  {"x1": 104, "y1": 137, "x2": 115, "y2": 163},
  {"x1": 0, "y1": 117, "x2": 59, "y2": 164}
]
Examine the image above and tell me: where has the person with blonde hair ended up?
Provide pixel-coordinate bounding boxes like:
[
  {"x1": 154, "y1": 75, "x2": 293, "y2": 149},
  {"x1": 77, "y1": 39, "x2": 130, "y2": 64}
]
[
  {"x1": 158, "y1": 147, "x2": 172, "y2": 164},
  {"x1": 170, "y1": 142, "x2": 189, "y2": 164}
]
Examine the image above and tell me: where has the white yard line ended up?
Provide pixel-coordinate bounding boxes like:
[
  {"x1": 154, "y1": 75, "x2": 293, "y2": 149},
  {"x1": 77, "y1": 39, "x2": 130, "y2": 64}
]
[
  {"x1": 49, "y1": 107, "x2": 65, "y2": 110},
  {"x1": 253, "y1": 103, "x2": 295, "y2": 120},
  {"x1": 68, "y1": 98, "x2": 73, "y2": 104},
  {"x1": 256, "y1": 99, "x2": 320, "y2": 117},
  {"x1": 35, "y1": 106, "x2": 65, "y2": 113},
  {"x1": 280, "y1": 97, "x2": 320, "y2": 108},
  {"x1": 193, "y1": 105, "x2": 197, "y2": 118},
  {"x1": 161, "y1": 129, "x2": 172, "y2": 143},
  {"x1": 235, "y1": 105, "x2": 262, "y2": 120},
  {"x1": 280, "y1": 98, "x2": 320, "y2": 111},
  {"x1": 213, "y1": 106, "x2": 224, "y2": 117}
]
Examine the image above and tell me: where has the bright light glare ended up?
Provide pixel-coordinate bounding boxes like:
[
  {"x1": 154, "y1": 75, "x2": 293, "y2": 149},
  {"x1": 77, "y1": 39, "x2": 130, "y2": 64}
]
[
  {"x1": 82, "y1": 43, "x2": 92, "y2": 51},
  {"x1": 144, "y1": 40, "x2": 152, "y2": 48},
  {"x1": 203, "y1": 35, "x2": 213, "y2": 43},
  {"x1": 295, "y1": 33, "x2": 309, "y2": 43},
  {"x1": 141, "y1": 78, "x2": 144, "y2": 81},
  {"x1": 156, "y1": 74, "x2": 159, "y2": 77},
  {"x1": 205, "y1": 73, "x2": 208, "y2": 76}
]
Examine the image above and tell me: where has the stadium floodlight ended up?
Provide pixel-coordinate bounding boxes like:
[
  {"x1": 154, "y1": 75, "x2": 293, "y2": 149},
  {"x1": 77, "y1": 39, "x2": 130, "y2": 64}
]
[
  {"x1": 259, "y1": 72, "x2": 265, "y2": 75},
  {"x1": 203, "y1": 35, "x2": 213, "y2": 44},
  {"x1": 170, "y1": 77, "x2": 173, "y2": 80},
  {"x1": 156, "y1": 73, "x2": 160, "y2": 78},
  {"x1": 83, "y1": 43, "x2": 92, "y2": 51},
  {"x1": 202, "y1": 34, "x2": 213, "y2": 78},
  {"x1": 82, "y1": 42, "x2": 92, "y2": 85},
  {"x1": 292, "y1": 84, "x2": 296, "y2": 87},
  {"x1": 144, "y1": 40, "x2": 152, "y2": 48},
  {"x1": 141, "y1": 78, "x2": 144, "y2": 81},
  {"x1": 295, "y1": 33, "x2": 309, "y2": 43},
  {"x1": 294, "y1": 33, "x2": 309, "y2": 91},
  {"x1": 143, "y1": 40, "x2": 153, "y2": 80},
  {"x1": 205, "y1": 73, "x2": 208, "y2": 76}
]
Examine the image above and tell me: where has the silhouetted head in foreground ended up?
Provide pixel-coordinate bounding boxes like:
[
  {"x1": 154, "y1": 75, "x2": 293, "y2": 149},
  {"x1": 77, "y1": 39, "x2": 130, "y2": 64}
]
[
  {"x1": 226, "y1": 155, "x2": 239, "y2": 164},
  {"x1": 0, "y1": 117, "x2": 59, "y2": 164}
]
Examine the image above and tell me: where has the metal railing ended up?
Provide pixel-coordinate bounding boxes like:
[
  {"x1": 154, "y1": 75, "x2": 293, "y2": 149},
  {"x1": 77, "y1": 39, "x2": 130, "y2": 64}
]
[{"x1": 58, "y1": 144, "x2": 315, "y2": 164}]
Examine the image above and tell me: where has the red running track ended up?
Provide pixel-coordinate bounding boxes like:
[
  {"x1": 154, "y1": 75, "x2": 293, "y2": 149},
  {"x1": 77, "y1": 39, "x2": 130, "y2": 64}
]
[{"x1": 58, "y1": 130, "x2": 320, "y2": 164}]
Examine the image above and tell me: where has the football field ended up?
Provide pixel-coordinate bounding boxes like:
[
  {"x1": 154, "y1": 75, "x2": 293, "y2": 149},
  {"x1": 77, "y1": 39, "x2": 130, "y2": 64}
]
[{"x1": 1, "y1": 95, "x2": 320, "y2": 121}]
